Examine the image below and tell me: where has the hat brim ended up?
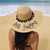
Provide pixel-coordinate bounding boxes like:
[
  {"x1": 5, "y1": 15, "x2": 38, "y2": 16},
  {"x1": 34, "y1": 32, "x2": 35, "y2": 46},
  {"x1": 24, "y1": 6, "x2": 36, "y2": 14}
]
[
  {"x1": 9, "y1": 10, "x2": 43, "y2": 33},
  {"x1": 0, "y1": 10, "x2": 43, "y2": 33}
]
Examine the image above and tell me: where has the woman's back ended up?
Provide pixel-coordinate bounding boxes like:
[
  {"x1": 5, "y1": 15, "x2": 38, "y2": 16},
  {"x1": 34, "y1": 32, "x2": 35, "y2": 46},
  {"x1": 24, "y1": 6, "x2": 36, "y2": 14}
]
[{"x1": 8, "y1": 29, "x2": 39, "y2": 50}]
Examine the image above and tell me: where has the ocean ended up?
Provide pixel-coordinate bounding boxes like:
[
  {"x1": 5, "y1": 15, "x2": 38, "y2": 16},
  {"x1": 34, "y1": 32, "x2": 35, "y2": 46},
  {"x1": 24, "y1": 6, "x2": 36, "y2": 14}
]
[{"x1": 0, "y1": 1, "x2": 50, "y2": 16}]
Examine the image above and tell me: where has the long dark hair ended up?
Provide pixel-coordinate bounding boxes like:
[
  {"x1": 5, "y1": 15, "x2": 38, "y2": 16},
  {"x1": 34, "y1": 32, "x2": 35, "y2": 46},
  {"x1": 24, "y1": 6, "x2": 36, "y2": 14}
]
[{"x1": 15, "y1": 31, "x2": 33, "y2": 50}]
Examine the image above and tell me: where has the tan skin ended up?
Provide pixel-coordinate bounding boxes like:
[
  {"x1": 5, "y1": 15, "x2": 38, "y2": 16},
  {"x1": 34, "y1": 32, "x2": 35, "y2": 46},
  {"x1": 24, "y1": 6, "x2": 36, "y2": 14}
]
[{"x1": 8, "y1": 29, "x2": 39, "y2": 50}]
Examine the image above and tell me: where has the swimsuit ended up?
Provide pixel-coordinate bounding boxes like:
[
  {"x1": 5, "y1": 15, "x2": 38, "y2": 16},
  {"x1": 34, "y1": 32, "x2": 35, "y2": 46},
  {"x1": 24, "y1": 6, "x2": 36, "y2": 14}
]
[{"x1": 15, "y1": 31, "x2": 35, "y2": 50}]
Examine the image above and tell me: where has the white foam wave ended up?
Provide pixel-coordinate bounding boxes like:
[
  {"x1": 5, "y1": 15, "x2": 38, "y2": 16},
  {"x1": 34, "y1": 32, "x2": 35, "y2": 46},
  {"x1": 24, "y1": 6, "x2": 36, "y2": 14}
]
[{"x1": 0, "y1": 5, "x2": 50, "y2": 17}]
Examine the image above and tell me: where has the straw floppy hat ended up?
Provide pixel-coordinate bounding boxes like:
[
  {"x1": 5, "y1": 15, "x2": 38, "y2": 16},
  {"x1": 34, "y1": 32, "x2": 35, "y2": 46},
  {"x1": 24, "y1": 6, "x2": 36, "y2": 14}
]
[{"x1": 11, "y1": 5, "x2": 43, "y2": 33}]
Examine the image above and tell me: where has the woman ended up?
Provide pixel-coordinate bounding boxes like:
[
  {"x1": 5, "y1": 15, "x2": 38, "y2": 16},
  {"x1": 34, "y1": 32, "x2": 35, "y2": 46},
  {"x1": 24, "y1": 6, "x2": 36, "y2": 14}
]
[
  {"x1": 8, "y1": 5, "x2": 42, "y2": 50},
  {"x1": 8, "y1": 29, "x2": 39, "y2": 50}
]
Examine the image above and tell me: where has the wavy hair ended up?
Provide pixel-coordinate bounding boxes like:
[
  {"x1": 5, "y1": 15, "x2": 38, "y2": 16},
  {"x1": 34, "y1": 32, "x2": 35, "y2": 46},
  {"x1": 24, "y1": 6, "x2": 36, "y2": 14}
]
[{"x1": 15, "y1": 31, "x2": 33, "y2": 50}]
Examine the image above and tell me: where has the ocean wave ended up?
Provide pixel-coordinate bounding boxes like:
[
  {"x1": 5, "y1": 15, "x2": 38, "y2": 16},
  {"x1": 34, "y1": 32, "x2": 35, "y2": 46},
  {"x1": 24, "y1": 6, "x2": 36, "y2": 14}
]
[{"x1": 0, "y1": 5, "x2": 50, "y2": 17}]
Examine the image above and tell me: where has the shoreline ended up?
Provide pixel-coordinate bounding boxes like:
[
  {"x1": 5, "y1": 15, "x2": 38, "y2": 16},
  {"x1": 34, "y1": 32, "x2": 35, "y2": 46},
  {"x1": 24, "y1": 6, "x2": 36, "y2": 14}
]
[{"x1": 0, "y1": 5, "x2": 50, "y2": 16}]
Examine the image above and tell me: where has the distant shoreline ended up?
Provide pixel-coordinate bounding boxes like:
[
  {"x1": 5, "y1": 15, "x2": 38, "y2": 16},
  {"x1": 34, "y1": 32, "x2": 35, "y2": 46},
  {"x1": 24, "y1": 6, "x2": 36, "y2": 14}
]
[
  {"x1": 0, "y1": 1, "x2": 50, "y2": 3},
  {"x1": 0, "y1": 5, "x2": 50, "y2": 16}
]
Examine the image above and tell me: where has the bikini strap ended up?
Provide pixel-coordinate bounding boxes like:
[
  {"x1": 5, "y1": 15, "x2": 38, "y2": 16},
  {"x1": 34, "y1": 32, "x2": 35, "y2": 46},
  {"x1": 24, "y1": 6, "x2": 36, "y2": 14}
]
[{"x1": 25, "y1": 45, "x2": 31, "y2": 47}]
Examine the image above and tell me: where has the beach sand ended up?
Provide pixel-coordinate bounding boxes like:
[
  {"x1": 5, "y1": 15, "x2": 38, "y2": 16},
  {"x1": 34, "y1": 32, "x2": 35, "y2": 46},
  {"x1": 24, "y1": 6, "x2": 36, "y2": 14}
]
[{"x1": 0, "y1": 10, "x2": 50, "y2": 50}]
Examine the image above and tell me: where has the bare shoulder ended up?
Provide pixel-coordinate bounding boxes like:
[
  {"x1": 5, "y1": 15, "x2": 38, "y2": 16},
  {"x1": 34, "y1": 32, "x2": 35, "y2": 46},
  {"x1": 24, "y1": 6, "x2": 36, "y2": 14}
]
[
  {"x1": 33, "y1": 32, "x2": 39, "y2": 42},
  {"x1": 9, "y1": 28, "x2": 15, "y2": 33},
  {"x1": 8, "y1": 28, "x2": 15, "y2": 38},
  {"x1": 31, "y1": 32, "x2": 39, "y2": 38},
  {"x1": 34, "y1": 32, "x2": 39, "y2": 38}
]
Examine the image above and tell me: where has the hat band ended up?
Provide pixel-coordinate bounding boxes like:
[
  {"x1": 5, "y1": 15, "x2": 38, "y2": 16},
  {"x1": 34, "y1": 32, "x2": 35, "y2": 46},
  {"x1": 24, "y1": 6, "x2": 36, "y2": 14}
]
[{"x1": 16, "y1": 12, "x2": 34, "y2": 23}]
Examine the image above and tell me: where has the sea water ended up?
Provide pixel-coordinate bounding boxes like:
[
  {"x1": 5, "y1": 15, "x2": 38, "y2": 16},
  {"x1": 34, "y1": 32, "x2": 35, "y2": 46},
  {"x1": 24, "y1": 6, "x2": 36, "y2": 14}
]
[{"x1": 0, "y1": 1, "x2": 50, "y2": 16}]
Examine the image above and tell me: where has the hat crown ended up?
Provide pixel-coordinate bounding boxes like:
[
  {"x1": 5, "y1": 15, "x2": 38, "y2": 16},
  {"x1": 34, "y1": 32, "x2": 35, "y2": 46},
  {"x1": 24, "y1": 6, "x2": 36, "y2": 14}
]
[{"x1": 17, "y1": 5, "x2": 32, "y2": 20}]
